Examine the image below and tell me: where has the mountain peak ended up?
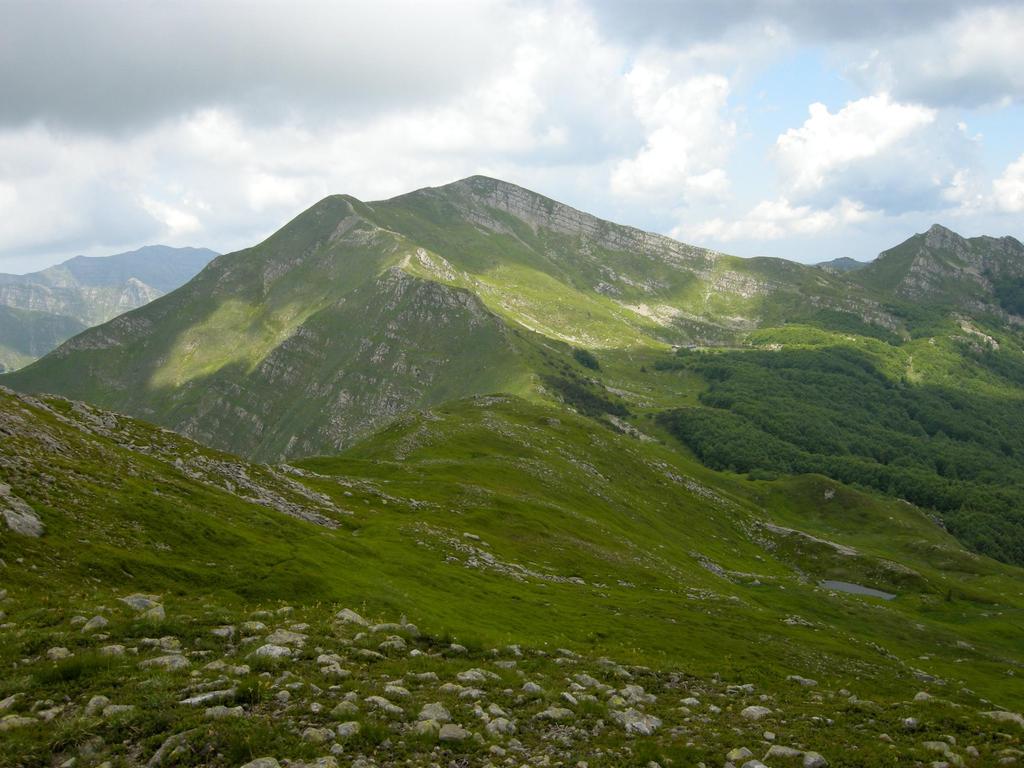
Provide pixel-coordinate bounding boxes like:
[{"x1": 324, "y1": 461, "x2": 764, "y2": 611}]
[{"x1": 923, "y1": 223, "x2": 966, "y2": 249}]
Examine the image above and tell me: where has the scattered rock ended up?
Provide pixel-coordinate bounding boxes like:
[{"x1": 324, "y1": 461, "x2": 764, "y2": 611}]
[
  {"x1": 438, "y1": 723, "x2": 470, "y2": 741},
  {"x1": 139, "y1": 655, "x2": 190, "y2": 671},
  {"x1": 0, "y1": 715, "x2": 38, "y2": 731},
  {"x1": 418, "y1": 702, "x2": 451, "y2": 722},
  {"x1": 741, "y1": 706, "x2": 773, "y2": 721},
  {"x1": 251, "y1": 644, "x2": 292, "y2": 659},
  {"x1": 335, "y1": 609, "x2": 368, "y2": 626},
  {"x1": 610, "y1": 708, "x2": 662, "y2": 735},
  {"x1": 205, "y1": 705, "x2": 244, "y2": 719},
  {"x1": 82, "y1": 615, "x2": 109, "y2": 632},
  {"x1": 120, "y1": 594, "x2": 161, "y2": 612}
]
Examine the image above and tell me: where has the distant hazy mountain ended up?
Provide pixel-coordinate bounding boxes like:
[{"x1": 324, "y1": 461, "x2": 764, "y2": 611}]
[
  {"x1": 0, "y1": 245, "x2": 216, "y2": 371},
  {"x1": 814, "y1": 256, "x2": 868, "y2": 274}
]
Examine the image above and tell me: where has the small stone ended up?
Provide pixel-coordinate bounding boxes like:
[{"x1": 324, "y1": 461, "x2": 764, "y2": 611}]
[
  {"x1": 82, "y1": 615, "x2": 108, "y2": 632},
  {"x1": 142, "y1": 605, "x2": 166, "y2": 621},
  {"x1": 205, "y1": 705, "x2": 244, "y2": 719},
  {"x1": 251, "y1": 644, "x2": 291, "y2": 659},
  {"x1": 120, "y1": 594, "x2": 161, "y2": 612},
  {"x1": 413, "y1": 719, "x2": 440, "y2": 736},
  {"x1": 0, "y1": 715, "x2": 37, "y2": 731},
  {"x1": 439, "y1": 723, "x2": 470, "y2": 741},
  {"x1": 100, "y1": 645, "x2": 125, "y2": 656},
  {"x1": 335, "y1": 609, "x2": 368, "y2": 626},
  {"x1": 336, "y1": 721, "x2": 361, "y2": 738},
  {"x1": 727, "y1": 748, "x2": 753, "y2": 762},
  {"x1": 487, "y1": 716, "x2": 516, "y2": 736},
  {"x1": 302, "y1": 726, "x2": 334, "y2": 743},
  {"x1": 522, "y1": 681, "x2": 543, "y2": 694},
  {"x1": 240, "y1": 759, "x2": 280, "y2": 768},
  {"x1": 332, "y1": 701, "x2": 359, "y2": 718},
  {"x1": 418, "y1": 702, "x2": 451, "y2": 722},
  {"x1": 983, "y1": 711, "x2": 1024, "y2": 727},
  {"x1": 364, "y1": 695, "x2": 403, "y2": 717},
  {"x1": 766, "y1": 746, "x2": 802, "y2": 759},
  {"x1": 179, "y1": 689, "x2": 236, "y2": 707},
  {"x1": 741, "y1": 706, "x2": 773, "y2": 721},
  {"x1": 139, "y1": 654, "x2": 190, "y2": 671},
  {"x1": 915, "y1": 691, "x2": 933, "y2": 702},
  {"x1": 803, "y1": 753, "x2": 828, "y2": 768},
  {"x1": 266, "y1": 628, "x2": 306, "y2": 646},
  {"x1": 610, "y1": 708, "x2": 661, "y2": 735},
  {"x1": 102, "y1": 704, "x2": 135, "y2": 717},
  {"x1": 535, "y1": 706, "x2": 573, "y2": 721},
  {"x1": 46, "y1": 647, "x2": 72, "y2": 660},
  {"x1": 787, "y1": 675, "x2": 817, "y2": 687},
  {"x1": 85, "y1": 695, "x2": 110, "y2": 716}
]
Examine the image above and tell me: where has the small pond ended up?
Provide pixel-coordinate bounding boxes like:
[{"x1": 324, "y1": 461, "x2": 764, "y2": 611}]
[{"x1": 819, "y1": 580, "x2": 896, "y2": 600}]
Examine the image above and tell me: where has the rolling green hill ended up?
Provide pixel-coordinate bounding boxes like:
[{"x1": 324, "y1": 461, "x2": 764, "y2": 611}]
[{"x1": 1, "y1": 385, "x2": 1023, "y2": 767}]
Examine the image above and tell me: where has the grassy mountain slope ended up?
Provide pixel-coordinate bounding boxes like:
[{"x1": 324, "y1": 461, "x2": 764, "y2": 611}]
[
  {"x1": 0, "y1": 245, "x2": 216, "y2": 371},
  {"x1": 5, "y1": 179, "x2": 1024, "y2": 564},
  {"x1": 2, "y1": 386, "x2": 1023, "y2": 766},
  {"x1": 0, "y1": 306, "x2": 86, "y2": 373},
  {"x1": 3, "y1": 178, "x2": 894, "y2": 459}
]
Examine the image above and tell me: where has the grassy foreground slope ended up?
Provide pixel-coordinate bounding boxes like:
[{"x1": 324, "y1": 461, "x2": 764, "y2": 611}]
[{"x1": 2, "y1": 386, "x2": 1023, "y2": 766}]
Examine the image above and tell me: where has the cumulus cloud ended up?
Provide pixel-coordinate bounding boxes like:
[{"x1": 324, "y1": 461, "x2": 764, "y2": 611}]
[
  {"x1": 848, "y1": 5, "x2": 1024, "y2": 107},
  {"x1": 775, "y1": 96, "x2": 936, "y2": 195},
  {"x1": 994, "y1": 154, "x2": 1024, "y2": 212},
  {"x1": 683, "y1": 197, "x2": 875, "y2": 242},
  {"x1": 0, "y1": 2, "x2": 634, "y2": 265},
  {"x1": 611, "y1": 68, "x2": 735, "y2": 201},
  {"x1": 774, "y1": 94, "x2": 980, "y2": 214}
]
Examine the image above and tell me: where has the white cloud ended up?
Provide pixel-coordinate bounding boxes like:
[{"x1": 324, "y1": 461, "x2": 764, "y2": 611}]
[
  {"x1": 847, "y1": 5, "x2": 1024, "y2": 108},
  {"x1": 0, "y1": 3, "x2": 637, "y2": 268},
  {"x1": 683, "y1": 196, "x2": 874, "y2": 242},
  {"x1": 775, "y1": 95, "x2": 936, "y2": 194},
  {"x1": 994, "y1": 154, "x2": 1024, "y2": 212},
  {"x1": 611, "y1": 66, "x2": 735, "y2": 201}
]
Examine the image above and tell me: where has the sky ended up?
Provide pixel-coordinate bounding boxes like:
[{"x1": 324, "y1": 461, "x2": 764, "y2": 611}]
[{"x1": 1, "y1": 0, "x2": 1022, "y2": 273}]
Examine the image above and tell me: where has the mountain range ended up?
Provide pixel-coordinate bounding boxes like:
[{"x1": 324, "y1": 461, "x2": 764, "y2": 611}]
[
  {"x1": 0, "y1": 245, "x2": 216, "y2": 371},
  {"x1": 2, "y1": 177, "x2": 1023, "y2": 767}
]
